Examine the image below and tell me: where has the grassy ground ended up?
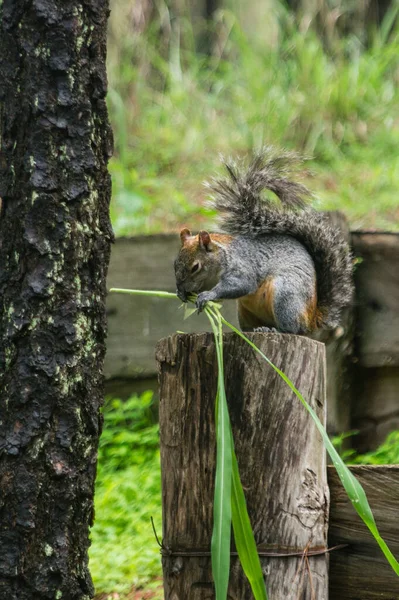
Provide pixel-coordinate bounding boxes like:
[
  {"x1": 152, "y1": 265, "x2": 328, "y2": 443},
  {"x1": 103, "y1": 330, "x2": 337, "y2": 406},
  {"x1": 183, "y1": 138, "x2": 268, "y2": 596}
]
[
  {"x1": 89, "y1": 394, "x2": 163, "y2": 598},
  {"x1": 107, "y1": 2, "x2": 399, "y2": 237}
]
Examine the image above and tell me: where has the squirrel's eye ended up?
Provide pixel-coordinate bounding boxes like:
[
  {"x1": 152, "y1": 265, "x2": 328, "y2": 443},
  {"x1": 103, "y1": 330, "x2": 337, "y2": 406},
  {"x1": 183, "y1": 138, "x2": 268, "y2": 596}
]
[{"x1": 191, "y1": 263, "x2": 200, "y2": 274}]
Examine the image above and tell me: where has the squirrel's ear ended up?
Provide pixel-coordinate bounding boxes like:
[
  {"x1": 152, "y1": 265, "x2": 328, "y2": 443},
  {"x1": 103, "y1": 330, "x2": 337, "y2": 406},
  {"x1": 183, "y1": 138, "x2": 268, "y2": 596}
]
[
  {"x1": 199, "y1": 230, "x2": 212, "y2": 251},
  {"x1": 180, "y1": 228, "x2": 192, "y2": 246}
]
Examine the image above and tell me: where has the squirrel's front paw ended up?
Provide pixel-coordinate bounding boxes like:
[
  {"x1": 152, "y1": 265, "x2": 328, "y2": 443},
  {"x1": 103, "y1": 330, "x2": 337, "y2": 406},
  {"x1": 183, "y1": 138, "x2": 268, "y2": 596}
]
[{"x1": 196, "y1": 291, "x2": 213, "y2": 313}]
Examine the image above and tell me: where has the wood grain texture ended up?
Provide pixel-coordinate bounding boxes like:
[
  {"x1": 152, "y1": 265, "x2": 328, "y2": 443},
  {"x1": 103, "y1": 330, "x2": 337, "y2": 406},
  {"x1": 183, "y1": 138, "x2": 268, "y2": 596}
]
[
  {"x1": 157, "y1": 333, "x2": 329, "y2": 599},
  {"x1": 353, "y1": 232, "x2": 399, "y2": 367},
  {"x1": 350, "y1": 232, "x2": 399, "y2": 451},
  {"x1": 328, "y1": 465, "x2": 399, "y2": 599},
  {"x1": 351, "y1": 367, "x2": 399, "y2": 452}
]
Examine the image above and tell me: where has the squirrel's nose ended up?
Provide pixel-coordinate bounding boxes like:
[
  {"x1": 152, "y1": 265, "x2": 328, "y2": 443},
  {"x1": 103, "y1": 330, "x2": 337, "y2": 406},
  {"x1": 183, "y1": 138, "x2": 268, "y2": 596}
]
[{"x1": 176, "y1": 287, "x2": 188, "y2": 302}]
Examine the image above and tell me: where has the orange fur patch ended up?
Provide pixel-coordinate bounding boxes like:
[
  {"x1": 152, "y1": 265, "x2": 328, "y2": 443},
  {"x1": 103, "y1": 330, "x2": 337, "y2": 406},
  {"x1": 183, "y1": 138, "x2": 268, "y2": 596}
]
[
  {"x1": 182, "y1": 236, "x2": 200, "y2": 253},
  {"x1": 210, "y1": 233, "x2": 233, "y2": 246},
  {"x1": 300, "y1": 289, "x2": 318, "y2": 331},
  {"x1": 181, "y1": 232, "x2": 233, "y2": 254},
  {"x1": 238, "y1": 278, "x2": 276, "y2": 328}
]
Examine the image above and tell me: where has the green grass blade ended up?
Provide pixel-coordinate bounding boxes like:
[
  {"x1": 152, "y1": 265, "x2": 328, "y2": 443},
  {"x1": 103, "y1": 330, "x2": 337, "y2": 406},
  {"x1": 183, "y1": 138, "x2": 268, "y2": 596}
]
[
  {"x1": 220, "y1": 315, "x2": 399, "y2": 577},
  {"x1": 207, "y1": 310, "x2": 232, "y2": 599},
  {"x1": 378, "y1": 3, "x2": 399, "y2": 46},
  {"x1": 207, "y1": 308, "x2": 267, "y2": 599},
  {"x1": 109, "y1": 288, "x2": 178, "y2": 298},
  {"x1": 183, "y1": 305, "x2": 198, "y2": 319},
  {"x1": 231, "y1": 448, "x2": 268, "y2": 599},
  {"x1": 211, "y1": 386, "x2": 233, "y2": 599}
]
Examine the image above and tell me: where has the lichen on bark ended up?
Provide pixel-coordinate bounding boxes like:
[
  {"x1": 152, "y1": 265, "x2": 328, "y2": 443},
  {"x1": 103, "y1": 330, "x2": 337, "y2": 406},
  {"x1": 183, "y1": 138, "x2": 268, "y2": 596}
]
[{"x1": 0, "y1": 1, "x2": 113, "y2": 598}]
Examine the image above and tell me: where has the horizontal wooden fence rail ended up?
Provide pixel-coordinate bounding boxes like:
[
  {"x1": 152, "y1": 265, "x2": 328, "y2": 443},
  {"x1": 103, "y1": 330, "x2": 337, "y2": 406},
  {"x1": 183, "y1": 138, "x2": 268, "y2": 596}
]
[
  {"x1": 328, "y1": 464, "x2": 399, "y2": 599},
  {"x1": 351, "y1": 232, "x2": 399, "y2": 451}
]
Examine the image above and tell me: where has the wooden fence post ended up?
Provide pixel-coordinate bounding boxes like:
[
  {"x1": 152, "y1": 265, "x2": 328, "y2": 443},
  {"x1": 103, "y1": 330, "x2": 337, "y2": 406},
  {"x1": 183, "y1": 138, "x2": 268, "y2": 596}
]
[{"x1": 156, "y1": 332, "x2": 329, "y2": 599}]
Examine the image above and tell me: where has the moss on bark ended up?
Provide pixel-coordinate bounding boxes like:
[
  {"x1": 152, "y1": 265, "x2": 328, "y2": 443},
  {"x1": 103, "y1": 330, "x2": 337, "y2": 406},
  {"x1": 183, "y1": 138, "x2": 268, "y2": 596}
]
[{"x1": 0, "y1": 1, "x2": 113, "y2": 598}]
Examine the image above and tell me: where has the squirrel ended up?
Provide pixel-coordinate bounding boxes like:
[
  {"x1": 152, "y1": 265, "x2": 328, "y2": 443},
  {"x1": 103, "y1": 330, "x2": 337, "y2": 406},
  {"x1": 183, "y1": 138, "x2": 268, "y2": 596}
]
[{"x1": 174, "y1": 148, "x2": 354, "y2": 334}]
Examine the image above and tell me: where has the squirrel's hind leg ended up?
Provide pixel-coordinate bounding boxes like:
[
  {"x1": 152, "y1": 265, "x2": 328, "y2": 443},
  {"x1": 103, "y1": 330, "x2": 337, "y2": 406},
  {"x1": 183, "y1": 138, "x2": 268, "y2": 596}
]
[
  {"x1": 272, "y1": 277, "x2": 312, "y2": 334},
  {"x1": 237, "y1": 277, "x2": 313, "y2": 334},
  {"x1": 237, "y1": 301, "x2": 280, "y2": 333}
]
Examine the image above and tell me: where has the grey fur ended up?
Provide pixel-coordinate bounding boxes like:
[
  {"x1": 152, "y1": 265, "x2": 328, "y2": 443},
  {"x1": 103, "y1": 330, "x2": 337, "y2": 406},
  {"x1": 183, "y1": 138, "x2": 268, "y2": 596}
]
[
  {"x1": 184, "y1": 233, "x2": 317, "y2": 334},
  {"x1": 207, "y1": 147, "x2": 354, "y2": 329},
  {"x1": 208, "y1": 146, "x2": 313, "y2": 212}
]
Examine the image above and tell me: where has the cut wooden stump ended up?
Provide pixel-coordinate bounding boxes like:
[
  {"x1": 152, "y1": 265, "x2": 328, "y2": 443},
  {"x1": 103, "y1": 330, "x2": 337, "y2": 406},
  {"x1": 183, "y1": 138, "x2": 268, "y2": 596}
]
[{"x1": 157, "y1": 332, "x2": 329, "y2": 599}]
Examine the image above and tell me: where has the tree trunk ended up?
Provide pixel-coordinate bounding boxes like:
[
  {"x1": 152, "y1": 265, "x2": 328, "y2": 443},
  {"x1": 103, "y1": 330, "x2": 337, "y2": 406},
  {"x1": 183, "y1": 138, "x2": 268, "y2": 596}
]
[
  {"x1": 157, "y1": 332, "x2": 329, "y2": 599},
  {"x1": 0, "y1": 2, "x2": 113, "y2": 599}
]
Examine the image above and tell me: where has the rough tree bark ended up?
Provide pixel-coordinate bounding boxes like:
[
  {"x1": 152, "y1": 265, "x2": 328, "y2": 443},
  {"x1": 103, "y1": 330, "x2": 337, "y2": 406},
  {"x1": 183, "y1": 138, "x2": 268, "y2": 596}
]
[
  {"x1": 0, "y1": 1, "x2": 113, "y2": 599},
  {"x1": 157, "y1": 333, "x2": 329, "y2": 599}
]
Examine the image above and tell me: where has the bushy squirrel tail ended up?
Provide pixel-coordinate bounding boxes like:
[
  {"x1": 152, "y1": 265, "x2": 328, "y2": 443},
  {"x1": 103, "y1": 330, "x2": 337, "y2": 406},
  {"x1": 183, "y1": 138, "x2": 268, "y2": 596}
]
[{"x1": 207, "y1": 147, "x2": 354, "y2": 328}]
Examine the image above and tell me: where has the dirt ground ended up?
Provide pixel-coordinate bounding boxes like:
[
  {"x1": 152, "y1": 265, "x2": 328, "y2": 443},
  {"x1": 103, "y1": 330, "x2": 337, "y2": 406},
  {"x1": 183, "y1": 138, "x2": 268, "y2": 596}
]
[{"x1": 94, "y1": 581, "x2": 164, "y2": 600}]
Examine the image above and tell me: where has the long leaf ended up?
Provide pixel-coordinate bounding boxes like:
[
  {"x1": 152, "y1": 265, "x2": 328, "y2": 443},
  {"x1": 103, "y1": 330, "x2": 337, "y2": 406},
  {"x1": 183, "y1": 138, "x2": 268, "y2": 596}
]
[
  {"x1": 231, "y1": 448, "x2": 268, "y2": 600},
  {"x1": 207, "y1": 308, "x2": 268, "y2": 600},
  {"x1": 109, "y1": 288, "x2": 178, "y2": 298},
  {"x1": 207, "y1": 310, "x2": 233, "y2": 599},
  {"x1": 220, "y1": 315, "x2": 399, "y2": 576}
]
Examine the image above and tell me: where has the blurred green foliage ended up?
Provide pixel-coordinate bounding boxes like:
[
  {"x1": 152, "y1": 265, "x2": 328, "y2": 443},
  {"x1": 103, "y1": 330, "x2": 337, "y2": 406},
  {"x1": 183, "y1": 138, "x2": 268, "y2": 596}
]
[
  {"x1": 89, "y1": 392, "x2": 162, "y2": 596},
  {"x1": 98, "y1": 393, "x2": 159, "y2": 471},
  {"x1": 343, "y1": 430, "x2": 399, "y2": 465},
  {"x1": 107, "y1": 0, "x2": 399, "y2": 236}
]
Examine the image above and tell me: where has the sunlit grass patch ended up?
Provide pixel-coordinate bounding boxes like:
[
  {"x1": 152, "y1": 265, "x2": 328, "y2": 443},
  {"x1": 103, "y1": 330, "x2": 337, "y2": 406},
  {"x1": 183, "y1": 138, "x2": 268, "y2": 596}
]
[{"x1": 90, "y1": 394, "x2": 162, "y2": 596}]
